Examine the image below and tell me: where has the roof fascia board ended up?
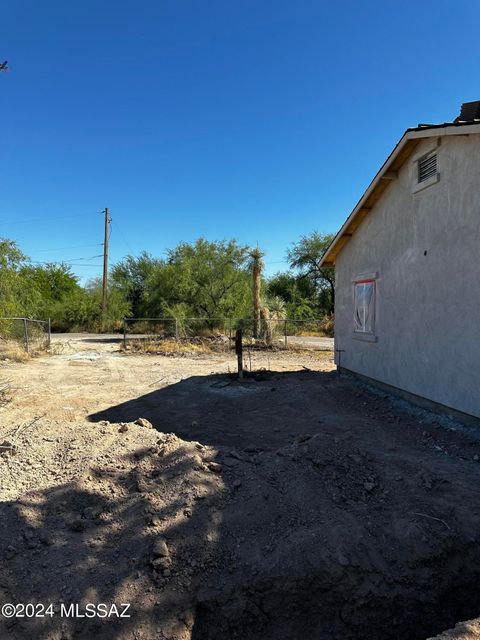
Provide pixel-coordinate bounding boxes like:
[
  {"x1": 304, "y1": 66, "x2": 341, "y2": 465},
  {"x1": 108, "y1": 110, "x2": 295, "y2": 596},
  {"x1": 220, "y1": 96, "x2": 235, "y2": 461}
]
[
  {"x1": 410, "y1": 124, "x2": 480, "y2": 138},
  {"x1": 412, "y1": 126, "x2": 476, "y2": 139}
]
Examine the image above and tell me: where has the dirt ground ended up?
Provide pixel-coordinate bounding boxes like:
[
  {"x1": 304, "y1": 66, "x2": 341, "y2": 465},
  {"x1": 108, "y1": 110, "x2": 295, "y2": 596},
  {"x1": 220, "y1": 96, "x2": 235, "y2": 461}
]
[{"x1": 0, "y1": 336, "x2": 480, "y2": 639}]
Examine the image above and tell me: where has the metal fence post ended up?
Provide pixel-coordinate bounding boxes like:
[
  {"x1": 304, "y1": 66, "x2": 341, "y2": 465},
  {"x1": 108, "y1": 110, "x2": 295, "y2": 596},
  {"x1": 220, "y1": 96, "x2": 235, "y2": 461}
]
[
  {"x1": 47, "y1": 318, "x2": 51, "y2": 348},
  {"x1": 235, "y1": 328, "x2": 243, "y2": 379},
  {"x1": 23, "y1": 318, "x2": 29, "y2": 353},
  {"x1": 175, "y1": 318, "x2": 179, "y2": 341},
  {"x1": 284, "y1": 319, "x2": 288, "y2": 348},
  {"x1": 123, "y1": 318, "x2": 127, "y2": 348}
]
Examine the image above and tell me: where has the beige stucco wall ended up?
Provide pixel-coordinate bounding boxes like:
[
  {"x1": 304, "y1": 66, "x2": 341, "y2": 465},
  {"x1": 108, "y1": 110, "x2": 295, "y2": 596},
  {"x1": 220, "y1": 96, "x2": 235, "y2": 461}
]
[{"x1": 335, "y1": 133, "x2": 480, "y2": 419}]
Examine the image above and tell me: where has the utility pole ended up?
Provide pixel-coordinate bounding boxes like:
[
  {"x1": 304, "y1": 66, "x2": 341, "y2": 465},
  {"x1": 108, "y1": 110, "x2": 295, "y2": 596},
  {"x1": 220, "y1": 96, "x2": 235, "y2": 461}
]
[{"x1": 102, "y1": 207, "x2": 111, "y2": 315}]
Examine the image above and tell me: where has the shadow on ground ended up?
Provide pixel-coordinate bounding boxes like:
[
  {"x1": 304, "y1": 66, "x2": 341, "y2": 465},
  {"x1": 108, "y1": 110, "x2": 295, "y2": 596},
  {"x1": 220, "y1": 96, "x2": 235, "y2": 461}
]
[
  {"x1": 86, "y1": 368, "x2": 480, "y2": 640},
  {"x1": 0, "y1": 442, "x2": 223, "y2": 639},
  {"x1": 89, "y1": 370, "x2": 349, "y2": 451},
  {"x1": 4, "y1": 371, "x2": 480, "y2": 639}
]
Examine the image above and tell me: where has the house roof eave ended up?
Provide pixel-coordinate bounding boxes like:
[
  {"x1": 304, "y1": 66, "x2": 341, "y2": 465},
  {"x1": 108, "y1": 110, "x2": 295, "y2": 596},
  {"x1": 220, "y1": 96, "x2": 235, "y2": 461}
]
[{"x1": 320, "y1": 122, "x2": 480, "y2": 267}]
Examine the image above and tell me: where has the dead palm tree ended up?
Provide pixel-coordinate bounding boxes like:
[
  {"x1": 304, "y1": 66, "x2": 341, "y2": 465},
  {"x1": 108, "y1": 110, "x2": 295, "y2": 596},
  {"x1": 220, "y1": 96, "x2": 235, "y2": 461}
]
[{"x1": 248, "y1": 247, "x2": 265, "y2": 339}]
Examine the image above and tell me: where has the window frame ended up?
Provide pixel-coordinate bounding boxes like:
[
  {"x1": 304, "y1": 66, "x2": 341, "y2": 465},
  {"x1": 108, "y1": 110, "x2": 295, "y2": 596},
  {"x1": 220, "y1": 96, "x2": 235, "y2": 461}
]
[{"x1": 353, "y1": 278, "x2": 376, "y2": 338}]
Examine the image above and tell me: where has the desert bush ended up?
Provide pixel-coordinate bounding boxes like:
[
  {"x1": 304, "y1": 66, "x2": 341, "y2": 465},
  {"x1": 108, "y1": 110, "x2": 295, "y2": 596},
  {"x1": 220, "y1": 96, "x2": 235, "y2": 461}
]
[{"x1": 319, "y1": 313, "x2": 334, "y2": 337}]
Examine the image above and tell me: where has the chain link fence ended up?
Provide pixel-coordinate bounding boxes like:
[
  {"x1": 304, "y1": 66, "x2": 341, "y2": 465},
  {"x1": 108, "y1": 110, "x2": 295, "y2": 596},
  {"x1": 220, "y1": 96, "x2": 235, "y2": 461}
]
[
  {"x1": 122, "y1": 317, "x2": 333, "y2": 352},
  {"x1": 0, "y1": 318, "x2": 51, "y2": 356}
]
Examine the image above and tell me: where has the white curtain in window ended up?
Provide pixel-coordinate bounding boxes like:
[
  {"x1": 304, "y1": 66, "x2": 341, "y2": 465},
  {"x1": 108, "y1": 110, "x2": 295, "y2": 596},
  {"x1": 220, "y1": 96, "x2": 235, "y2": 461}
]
[{"x1": 354, "y1": 281, "x2": 375, "y2": 333}]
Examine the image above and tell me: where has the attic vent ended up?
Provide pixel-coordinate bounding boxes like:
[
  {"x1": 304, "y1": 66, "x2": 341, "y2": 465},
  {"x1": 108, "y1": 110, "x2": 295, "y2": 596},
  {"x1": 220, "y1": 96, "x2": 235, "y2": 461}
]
[{"x1": 418, "y1": 151, "x2": 437, "y2": 183}]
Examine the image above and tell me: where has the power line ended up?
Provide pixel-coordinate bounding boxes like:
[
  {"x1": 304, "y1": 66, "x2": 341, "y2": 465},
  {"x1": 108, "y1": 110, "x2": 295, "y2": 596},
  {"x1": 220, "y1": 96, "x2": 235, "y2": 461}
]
[
  {"x1": 64, "y1": 254, "x2": 104, "y2": 261},
  {"x1": 25, "y1": 243, "x2": 103, "y2": 253},
  {"x1": 0, "y1": 211, "x2": 102, "y2": 227},
  {"x1": 6, "y1": 208, "x2": 110, "y2": 275},
  {"x1": 28, "y1": 254, "x2": 103, "y2": 265},
  {"x1": 29, "y1": 261, "x2": 103, "y2": 267},
  {"x1": 28, "y1": 254, "x2": 104, "y2": 263},
  {"x1": 110, "y1": 221, "x2": 134, "y2": 254}
]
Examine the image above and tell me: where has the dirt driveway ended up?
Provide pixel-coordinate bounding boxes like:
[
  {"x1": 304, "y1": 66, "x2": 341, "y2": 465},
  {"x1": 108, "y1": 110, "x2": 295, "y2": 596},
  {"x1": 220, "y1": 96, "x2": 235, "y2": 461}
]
[
  {"x1": 0, "y1": 335, "x2": 335, "y2": 430},
  {"x1": 1, "y1": 336, "x2": 480, "y2": 640}
]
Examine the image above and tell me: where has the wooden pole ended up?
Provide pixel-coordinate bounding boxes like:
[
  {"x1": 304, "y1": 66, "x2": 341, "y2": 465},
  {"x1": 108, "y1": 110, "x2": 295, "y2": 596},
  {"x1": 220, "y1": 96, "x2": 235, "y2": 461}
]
[
  {"x1": 102, "y1": 207, "x2": 110, "y2": 317},
  {"x1": 235, "y1": 328, "x2": 243, "y2": 379}
]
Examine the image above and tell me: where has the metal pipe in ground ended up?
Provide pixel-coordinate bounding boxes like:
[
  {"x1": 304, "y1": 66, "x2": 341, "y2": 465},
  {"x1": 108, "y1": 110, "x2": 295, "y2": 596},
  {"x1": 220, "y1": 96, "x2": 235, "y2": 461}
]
[
  {"x1": 235, "y1": 328, "x2": 243, "y2": 379},
  {"x1": 23, "y1": 318, "x2": 29, "y2": 353}
]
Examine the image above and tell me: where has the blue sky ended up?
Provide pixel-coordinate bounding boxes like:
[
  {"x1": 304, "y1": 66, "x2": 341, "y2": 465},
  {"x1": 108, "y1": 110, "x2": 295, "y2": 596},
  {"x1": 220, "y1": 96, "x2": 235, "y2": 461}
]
[{"x1": 1, "y1": 0, "x2": 479, "y2": 282}]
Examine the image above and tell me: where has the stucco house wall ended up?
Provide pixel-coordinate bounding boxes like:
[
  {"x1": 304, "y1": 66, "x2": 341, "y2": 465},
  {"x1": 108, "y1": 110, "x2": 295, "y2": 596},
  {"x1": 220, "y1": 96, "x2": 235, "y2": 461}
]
[{"x1": 334, "y1": 133, "x2": 480, "y2": 419}]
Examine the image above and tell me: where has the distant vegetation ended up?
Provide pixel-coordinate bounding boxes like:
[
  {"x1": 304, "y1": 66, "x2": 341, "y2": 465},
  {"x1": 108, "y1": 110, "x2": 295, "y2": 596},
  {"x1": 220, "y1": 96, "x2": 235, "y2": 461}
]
[{"x1": 0, "y1": 233, "x2": 335, "y2": 334}]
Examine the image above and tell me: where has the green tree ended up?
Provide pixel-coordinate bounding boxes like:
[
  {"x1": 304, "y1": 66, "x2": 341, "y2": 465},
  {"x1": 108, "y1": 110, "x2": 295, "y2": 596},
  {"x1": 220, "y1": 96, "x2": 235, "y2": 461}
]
[
  {"x1": 0, "y1": 238, "x2": 130, "y2": 332},
  {"x1": 84, "y1": 278, "x2": 131, "y2": 330},
  {"x1": 287, "y1": 232, "x2": 335, "y2": 314},
  {"x1": 145, "y1": 238, "x2": 251, "y2": 324},
  {"x1": 0, "y1": 239, "x2": 41, "y2": 317},
  {"x1": 48, "y1": 287, "x2": 100, "y2": 331},
  {"x1": 267, "y1": 271, "x2": 315, "y2": 306},
  {"x1": 21, "y1": 263, "x2": 79, "y2": 301},
  {"x1": 110, "y1": 252, "x2": 161, "y2": 318}
]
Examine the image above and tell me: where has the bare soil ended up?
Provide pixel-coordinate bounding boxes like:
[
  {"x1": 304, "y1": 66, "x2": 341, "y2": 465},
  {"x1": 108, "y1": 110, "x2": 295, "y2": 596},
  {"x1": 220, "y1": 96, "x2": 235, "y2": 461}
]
[
  {"x1": 428, "y1": 619, "x2": 480, "y2": 639},
  {"x1": 0, "y1": 336, "x2": 479, "y2": 639}
]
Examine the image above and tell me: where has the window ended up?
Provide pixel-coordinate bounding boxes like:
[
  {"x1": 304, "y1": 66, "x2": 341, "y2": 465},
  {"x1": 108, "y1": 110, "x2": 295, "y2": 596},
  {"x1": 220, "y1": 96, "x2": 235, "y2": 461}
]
[
  {"x1": 354, "y1": 280, "x2": 375, "y2": 334},
  {"x1": 418, "y1": 151, "x2": 437, "y2": 183}
]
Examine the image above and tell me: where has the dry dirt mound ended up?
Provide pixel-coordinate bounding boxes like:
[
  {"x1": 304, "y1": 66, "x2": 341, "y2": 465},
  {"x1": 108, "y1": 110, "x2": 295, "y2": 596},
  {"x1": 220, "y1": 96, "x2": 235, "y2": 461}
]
[
  {"x1": 1, "y1": 415, "x2": 480, "y2": 639},
  {"x1": 0, "y1": 417, "x2": 226, "y2": 639},
  {"x1": 429, "y1": 619, "x2": 480, "y2": 639}
]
